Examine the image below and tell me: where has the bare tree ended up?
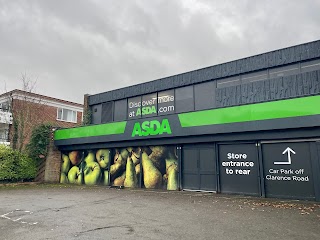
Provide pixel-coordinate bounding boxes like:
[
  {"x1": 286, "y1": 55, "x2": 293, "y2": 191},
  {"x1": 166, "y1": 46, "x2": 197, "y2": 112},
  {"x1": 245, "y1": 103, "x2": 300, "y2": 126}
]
[{"x1": 5, "y1": 73, "x2": 46, "y2": 152}]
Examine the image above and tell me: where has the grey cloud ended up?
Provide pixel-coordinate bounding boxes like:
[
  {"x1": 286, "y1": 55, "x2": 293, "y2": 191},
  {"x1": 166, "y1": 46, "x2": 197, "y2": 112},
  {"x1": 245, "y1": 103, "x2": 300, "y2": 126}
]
[{"x1": 0, "y1": 0, "x2": 319, "y2": 103}]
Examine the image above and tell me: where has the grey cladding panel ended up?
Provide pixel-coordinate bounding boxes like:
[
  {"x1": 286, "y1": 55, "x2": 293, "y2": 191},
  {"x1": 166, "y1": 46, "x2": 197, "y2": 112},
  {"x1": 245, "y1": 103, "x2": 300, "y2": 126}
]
[
  {"x1": 243, "y1": 80, "x2": 266, "y2": 103},
  {"x1": 215, "y1": 70, "x2": 320, "y2": 107},
  {"x1": 284, "y1": 46, "x2": 299, "y2": 64},
  {"x1": 112, "y1": 88, "x2": 126, "y2": 100},
  {"x1": 267, "y1": 50, "x2": 278, "y2": 68},
  {"x1": 211, "y1": 65, "x2": 222, "y2": 79},
  {"x1": 269, "y1": 43, "x2": 302, "y2": 67},
  {"x1": 172, "y1": 75, "x2": 181, "y2": 88},
  {"x1": 238, "y1": 58, "x2": 251, "y2": 73},
  {"x1": 270, "y1": 49, "x2": 296, "y2": 67},
  {"x1": 216, "y1": 85, "x2": 241, "y2": 108},
  {"x1": 238, "y1": 54, "x2": 268, "y2": 73},
  {"x1": 127, "y1": 85, "x2": 141, "y2": 97},
  {"x1": 302, "y1": 71, "x2": 320, "y2": 95},
  {"x1": 172, "y1": 74, "x2": 180, "y2": 87},
  {"x1": 202, "y1": 67, "x2": 214, "y2": 81},
  {"x1": 181, "y1": 72, "x2": 192, "y2": 86},
  {"x1": 144, "y1": 82, "x2": 156, "y2": 94},
  {"x1": 163, "y1": 77, "x2": 175, "y2": 90},
  {"x1": 88, "y1": 40, "x2": 320, "y2": 105},
  {"x1": 221, "y1": 62, "x2": 236, "y2": 77},
  {"x1": 301, "y1": 41, "x2": 320, "y2": 61}
]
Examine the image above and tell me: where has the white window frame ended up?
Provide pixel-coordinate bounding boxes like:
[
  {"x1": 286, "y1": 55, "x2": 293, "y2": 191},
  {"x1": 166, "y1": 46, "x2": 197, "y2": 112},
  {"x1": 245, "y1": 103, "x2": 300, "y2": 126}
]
[{"x1": 57, "y1": 108, "x2": 77, "y2": 123}]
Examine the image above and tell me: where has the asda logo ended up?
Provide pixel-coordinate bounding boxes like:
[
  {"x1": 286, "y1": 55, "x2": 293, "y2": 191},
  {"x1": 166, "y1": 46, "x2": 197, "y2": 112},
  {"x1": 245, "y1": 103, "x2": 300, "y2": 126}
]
[
  {"x1": 136, "y1": 106, "x2": 157, "y2": 116},
  {"x1": 131, "y1": 119, "x2": 172, "y2": 137}
]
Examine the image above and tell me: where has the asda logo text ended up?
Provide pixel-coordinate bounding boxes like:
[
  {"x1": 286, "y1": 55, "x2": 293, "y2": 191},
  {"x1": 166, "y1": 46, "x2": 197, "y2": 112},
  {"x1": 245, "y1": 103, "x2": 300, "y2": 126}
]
[{"x1": 131, "y1": 119, "x2": 172, "y2": 137}]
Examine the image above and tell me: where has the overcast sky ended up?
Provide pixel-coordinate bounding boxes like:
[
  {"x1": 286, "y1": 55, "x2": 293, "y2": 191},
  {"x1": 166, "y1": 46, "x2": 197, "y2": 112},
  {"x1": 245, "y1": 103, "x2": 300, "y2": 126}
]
[{"x1": 0, "y1": 0, "x2": 319, "y2": 103}]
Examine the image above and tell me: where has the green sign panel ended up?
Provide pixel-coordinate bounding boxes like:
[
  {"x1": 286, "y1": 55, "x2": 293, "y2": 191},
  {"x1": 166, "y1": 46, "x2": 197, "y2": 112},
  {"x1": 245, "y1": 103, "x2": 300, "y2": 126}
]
[
  {"x1": 178, "y1": 95, "x2": 320, "y2": 128},
  {"x1": 55, "y1": 95, "x2": 320, "y2": 142}
]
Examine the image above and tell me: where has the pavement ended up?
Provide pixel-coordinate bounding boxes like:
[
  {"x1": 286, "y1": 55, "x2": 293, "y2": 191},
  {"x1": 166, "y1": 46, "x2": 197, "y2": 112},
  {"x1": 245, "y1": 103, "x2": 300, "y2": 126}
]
[{"x1": 0, "y1": 183, "x2": 319, "y2": 240}]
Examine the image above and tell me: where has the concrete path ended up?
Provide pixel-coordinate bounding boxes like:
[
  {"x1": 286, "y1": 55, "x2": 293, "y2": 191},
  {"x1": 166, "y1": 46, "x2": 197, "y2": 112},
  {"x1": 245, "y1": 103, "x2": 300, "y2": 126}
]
[{"x1": 0, "y1": 184, "x2": 319, "y2": 240}]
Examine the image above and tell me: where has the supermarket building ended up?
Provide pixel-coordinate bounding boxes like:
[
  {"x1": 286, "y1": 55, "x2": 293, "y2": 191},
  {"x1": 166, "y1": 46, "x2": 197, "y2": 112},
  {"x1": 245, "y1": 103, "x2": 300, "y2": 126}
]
[{"x1": 54, "y1": 40, "x2": 320, "y2": 201}]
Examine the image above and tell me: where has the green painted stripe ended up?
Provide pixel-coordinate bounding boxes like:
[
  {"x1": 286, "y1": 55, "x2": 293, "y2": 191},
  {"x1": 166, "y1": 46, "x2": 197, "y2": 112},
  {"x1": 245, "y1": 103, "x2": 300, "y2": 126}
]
[
  {"x1": 54, "y1": 121, "x2": 127, "y2": 140},
  {"x1": 178, "y1": 95, "x2": 320, "y2": 128}
]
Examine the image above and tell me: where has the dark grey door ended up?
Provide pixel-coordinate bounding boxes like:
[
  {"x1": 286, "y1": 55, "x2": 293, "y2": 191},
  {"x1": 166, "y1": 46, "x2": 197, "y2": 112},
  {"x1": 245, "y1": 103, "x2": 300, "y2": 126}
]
[
  {"x1": 262, "y1": 142, "x2": 315, "y2": 200},
  {"x1": 218, "y1": 143, "x2": 260, "y2": 196},
  {"x1": 182, "y1": 145, "x2": 216, "y2": 191},
  {"x1": 317, "y1": 142, "x2": 320, "y2": 162}
]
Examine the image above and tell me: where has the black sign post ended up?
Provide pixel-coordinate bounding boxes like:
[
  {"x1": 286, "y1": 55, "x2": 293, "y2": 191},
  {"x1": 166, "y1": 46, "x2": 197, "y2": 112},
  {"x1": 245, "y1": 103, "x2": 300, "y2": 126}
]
[
  {"x1": 262, "y1": 142, "x2": 315, "y2": 200},
  {"x1": 218, "y1": 143, "x2": 260, "y2": 196}
]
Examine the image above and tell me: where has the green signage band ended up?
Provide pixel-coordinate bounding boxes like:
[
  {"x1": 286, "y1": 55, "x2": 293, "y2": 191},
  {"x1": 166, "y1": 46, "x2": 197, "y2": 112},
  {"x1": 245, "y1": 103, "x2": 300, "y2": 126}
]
[
  {"x1": 178, "y1": 95, "x2": 320, "y2": 128},
  {"x1": 54, "y1": 121, "x2": 127, "y2": 140}
]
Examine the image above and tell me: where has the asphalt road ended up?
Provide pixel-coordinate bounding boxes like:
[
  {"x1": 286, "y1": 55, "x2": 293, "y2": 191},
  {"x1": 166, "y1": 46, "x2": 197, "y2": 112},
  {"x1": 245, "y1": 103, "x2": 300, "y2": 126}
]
[{"x1": 0, "y1": 184, "x2": 319, "y2": 240}]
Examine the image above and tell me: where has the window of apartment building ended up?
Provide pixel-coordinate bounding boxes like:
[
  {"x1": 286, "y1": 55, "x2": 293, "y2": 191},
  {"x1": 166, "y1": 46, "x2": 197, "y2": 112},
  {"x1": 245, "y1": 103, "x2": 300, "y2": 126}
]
[
  {"x1": 57, "y1": 108, "x2": 77, "y2": 123},
  {"x1": 0, "y1": 129, "x2": 9, "y2": 141},
  {"x1": 0, "y1": 101, "x2": 10, "y2": 111}
]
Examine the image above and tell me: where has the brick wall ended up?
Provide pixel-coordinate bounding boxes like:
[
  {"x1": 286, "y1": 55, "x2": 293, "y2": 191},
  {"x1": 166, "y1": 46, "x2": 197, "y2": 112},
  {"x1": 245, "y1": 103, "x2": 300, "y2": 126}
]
[
  {"x1": 44, "y1": 129, "x2": 61, "y2": 183},
  {"x1": 10, "y1": 98, "x2": 83, "y2": 150}
]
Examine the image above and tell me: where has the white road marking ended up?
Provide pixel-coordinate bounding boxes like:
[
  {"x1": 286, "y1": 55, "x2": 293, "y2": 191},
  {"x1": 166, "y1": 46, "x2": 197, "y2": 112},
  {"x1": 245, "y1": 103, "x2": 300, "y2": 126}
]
[
  {"x1": 0, "y1": 209, "x2": 39, "y2": 226},
  {"x1": 12, "y1": 218, "x2": 22, "y2": 222}
]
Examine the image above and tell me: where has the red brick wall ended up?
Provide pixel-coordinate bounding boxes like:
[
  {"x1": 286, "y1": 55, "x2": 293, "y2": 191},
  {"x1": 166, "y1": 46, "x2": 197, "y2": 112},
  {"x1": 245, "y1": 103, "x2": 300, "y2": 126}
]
[
  {"x1": 44, "y1": 130, "x2": 61, "y2": 183},
  {"x1": 10, "y1": 99, "x2": 83, "y2": 150}
]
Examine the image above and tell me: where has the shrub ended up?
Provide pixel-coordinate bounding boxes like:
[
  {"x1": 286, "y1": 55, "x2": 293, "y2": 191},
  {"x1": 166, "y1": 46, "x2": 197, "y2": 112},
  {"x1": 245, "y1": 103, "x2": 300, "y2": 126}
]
[
  {"x1": 0, "y1": 145, "x2": 37, "y2": 182},
  {"x1": 26, "y1": 123, "x2": 52, "y2": 162}
]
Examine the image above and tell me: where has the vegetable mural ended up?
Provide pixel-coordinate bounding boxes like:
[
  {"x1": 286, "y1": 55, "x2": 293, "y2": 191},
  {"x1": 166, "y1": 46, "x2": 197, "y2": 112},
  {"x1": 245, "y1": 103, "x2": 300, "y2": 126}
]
[{"x1": 59, "y1": 145, "x2": 179, "y2": 190}]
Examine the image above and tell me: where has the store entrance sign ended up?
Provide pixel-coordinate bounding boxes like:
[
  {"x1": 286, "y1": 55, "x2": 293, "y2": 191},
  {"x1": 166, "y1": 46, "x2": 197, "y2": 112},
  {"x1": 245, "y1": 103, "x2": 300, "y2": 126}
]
[{"x1": 218, "y1": 143, "x2": 260, "y2": 195}]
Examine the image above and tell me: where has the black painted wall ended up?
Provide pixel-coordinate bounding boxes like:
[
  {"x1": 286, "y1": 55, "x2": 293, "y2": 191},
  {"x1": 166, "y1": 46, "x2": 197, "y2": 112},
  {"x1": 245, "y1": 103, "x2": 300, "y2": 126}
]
[
  {"x1": 89, "y1": 40, "x2": 320, "y2": 105},
  {"x1": 216, "y1": 70, "x2": 320, "y2": 107}
]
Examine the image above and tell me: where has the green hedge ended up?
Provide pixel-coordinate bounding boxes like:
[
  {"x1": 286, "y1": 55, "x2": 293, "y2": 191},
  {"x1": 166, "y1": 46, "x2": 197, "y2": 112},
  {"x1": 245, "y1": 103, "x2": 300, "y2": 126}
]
[{"x1": 0, "y1": 145, "x2": 37, "y2": 182}]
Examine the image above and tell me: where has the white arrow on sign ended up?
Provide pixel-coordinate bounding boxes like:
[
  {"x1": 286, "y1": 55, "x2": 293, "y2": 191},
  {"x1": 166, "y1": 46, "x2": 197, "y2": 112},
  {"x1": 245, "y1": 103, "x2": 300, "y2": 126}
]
[{"x1": 274, "y1": 147, "x2": 296, "y2": 165}]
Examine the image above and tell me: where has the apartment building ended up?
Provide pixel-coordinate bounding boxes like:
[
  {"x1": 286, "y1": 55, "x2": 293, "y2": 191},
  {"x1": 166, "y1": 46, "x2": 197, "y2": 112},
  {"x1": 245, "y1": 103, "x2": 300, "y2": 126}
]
[{"x1": 0, "y1": 89, "x2": 83, "y2": 149}]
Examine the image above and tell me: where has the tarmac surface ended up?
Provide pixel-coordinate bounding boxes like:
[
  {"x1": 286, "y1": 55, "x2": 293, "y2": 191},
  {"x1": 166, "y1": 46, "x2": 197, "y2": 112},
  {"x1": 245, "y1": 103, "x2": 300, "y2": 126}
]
[{"x1": 0, "y1": 183, "x2": 319, "y2": 240}]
